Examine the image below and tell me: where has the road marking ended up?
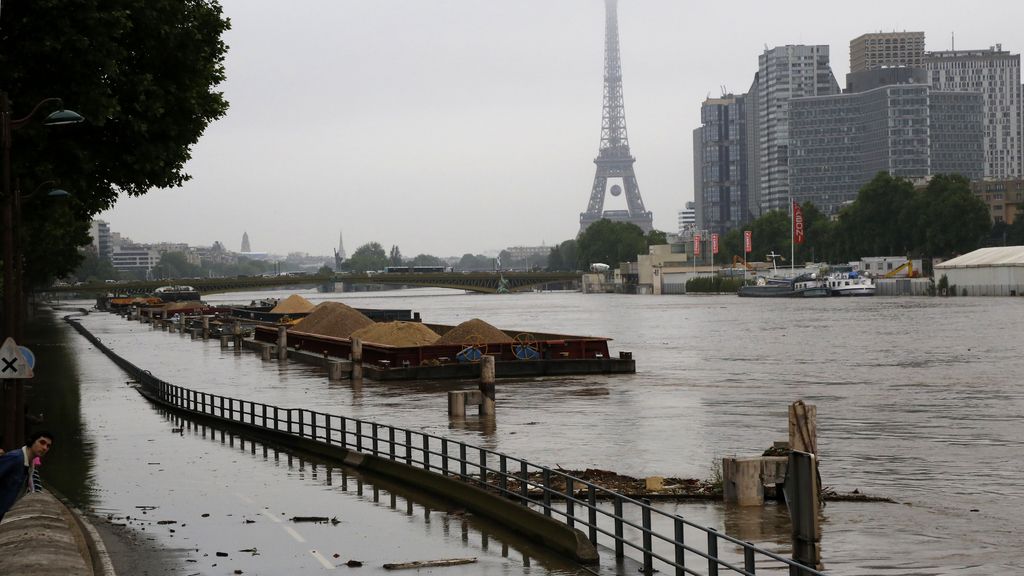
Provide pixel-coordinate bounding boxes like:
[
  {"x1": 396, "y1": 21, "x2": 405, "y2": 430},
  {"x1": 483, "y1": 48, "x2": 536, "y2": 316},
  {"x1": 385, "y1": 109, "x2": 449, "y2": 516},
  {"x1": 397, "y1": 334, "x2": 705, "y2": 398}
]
[
  {"x1": 310, "y1": 550, "x2": 336, "y2": 569},
  {"x1": 234, "y1": 492, "x2": 255, "y2": 504},
  {"x1": 261, "y1": 510, "x2": 282, "y2": 524},
  {"x1": 283, "y1": 525, "x2": 307, "y2": 543}
]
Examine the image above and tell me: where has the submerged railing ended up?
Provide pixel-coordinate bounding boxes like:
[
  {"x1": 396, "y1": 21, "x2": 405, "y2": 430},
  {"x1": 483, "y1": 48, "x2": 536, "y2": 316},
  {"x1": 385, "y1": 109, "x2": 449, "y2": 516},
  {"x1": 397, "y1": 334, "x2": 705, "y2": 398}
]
[{"x1": 66, "y1": 316, "x2": 825, "y2": 575}]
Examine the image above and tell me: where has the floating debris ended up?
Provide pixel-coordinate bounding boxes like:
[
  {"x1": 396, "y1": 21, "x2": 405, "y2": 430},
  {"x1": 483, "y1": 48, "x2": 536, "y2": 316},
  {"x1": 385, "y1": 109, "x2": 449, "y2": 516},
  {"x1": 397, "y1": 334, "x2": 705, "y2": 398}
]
[{"x1": 383, "y1": 558, "x2": 477, "y2": 570}]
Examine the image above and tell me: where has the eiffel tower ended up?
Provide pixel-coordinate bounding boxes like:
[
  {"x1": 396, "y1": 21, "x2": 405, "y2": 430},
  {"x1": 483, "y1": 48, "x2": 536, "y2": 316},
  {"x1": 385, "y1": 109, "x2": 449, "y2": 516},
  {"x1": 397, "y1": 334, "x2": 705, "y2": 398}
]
[{"x1": 579, "y1": 0, "x2": 653, "y2": 234}]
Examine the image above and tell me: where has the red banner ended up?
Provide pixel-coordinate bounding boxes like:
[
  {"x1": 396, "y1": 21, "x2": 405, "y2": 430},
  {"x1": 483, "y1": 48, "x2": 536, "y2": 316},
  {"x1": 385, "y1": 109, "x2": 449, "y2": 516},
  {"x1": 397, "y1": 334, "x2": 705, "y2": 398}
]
[
  {"x1": 743, "y1": 230, "x2": 752, "y2": 254},
  {"x1": 793, "y1": 201, "x2": 805, "y2": 245},
  {"x1": 711, "y1": 233, "x2": 719, "y2": 254},
  {"x1": 693, "y1": 235, "x2": 701, "y2": 257}
]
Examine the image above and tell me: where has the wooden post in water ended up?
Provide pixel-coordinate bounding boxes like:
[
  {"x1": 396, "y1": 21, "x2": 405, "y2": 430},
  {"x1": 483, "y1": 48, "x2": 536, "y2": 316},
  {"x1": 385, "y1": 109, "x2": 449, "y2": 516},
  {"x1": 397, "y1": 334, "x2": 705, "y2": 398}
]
[
  {"x1": 233, "y1": 321, "x2": 242, "y2": 349},
  {"x1": 220, "y1": 335, "x2": 230, "y2": 349},
  {"x1": 202, "y1": 315, "x2": 210, "y2": 340},
  {"x1": 479, "y1": 355, "x2": 496, "y2": 415},
  {"x1": 275, "y1": 325, "x2": 287, "y2": 362},
  {"x1": 261, "y1": 343, "x2": 273, "y2": 361},
  {"x1": 789, "y1": 401, "x2": 817, "y2": 455},
  {"x1": 351, "y1": 337, "x2": 363, "y2": 383}
]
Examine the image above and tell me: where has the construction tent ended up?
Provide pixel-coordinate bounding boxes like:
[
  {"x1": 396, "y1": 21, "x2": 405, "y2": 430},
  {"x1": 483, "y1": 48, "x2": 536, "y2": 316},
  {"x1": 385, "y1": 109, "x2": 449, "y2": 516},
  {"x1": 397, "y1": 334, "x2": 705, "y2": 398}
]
[{"x1": 934, "y1": 246, "x2": 1024, "y2": 296}]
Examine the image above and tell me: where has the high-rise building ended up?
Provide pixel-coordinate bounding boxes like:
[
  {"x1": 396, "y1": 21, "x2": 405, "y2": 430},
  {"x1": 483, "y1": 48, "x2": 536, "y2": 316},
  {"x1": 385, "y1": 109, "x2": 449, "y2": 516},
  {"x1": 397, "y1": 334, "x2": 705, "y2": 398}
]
[
  {"x1": 924, "y1": 45, "x2": 1023, "y2": 179},
  {"x1": 677, "y1": 202, "x2": 696, "y2": 235},
  {"x1": 694, "y1": 95, "x2": 749, "y2": 235},
  {"x1": 753, "y1": 45, "x2": 840, "y2": 214},
  {"x1": 241, "y1": 231, "x2": 251, "y2": 253},
  {"x1": 789, "y1": 70, "x2": 984, "y2": 214},
  {"x1": 850, "y1": 31, "x2": 926, "y2": 73},
  {"x1": 89, "y1": 219, "x2": 112, "y2": 261}
]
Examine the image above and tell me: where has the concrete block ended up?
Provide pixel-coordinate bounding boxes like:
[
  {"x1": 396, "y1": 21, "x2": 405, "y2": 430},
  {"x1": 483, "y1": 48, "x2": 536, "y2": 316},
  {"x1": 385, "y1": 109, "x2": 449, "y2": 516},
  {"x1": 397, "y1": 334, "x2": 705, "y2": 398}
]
[
  {"x1": 723, "y1": 457, "x2": 764, "y2": 506},
  {"x1": 645, "y1": 476, "x2": 665, "y2": 491}
]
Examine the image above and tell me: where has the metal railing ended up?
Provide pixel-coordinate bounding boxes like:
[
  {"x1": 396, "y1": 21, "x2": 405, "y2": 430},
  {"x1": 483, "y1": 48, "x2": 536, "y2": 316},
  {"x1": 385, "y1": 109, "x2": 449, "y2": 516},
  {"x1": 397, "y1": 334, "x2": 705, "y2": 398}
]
[{"x1": 66, "y1": 316, "x2": 825, "y2": 576}]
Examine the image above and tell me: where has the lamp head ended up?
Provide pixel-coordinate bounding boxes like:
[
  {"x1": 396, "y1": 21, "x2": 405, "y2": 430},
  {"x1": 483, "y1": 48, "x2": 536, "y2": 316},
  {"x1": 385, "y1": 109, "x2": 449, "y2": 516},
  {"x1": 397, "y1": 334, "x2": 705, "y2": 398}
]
[
  {"x1": 46, "y1": 188, "x2": 71, "y2": 198},
  {"x1": 43, "y1": 109, "x2": 85, "y2": 126}
]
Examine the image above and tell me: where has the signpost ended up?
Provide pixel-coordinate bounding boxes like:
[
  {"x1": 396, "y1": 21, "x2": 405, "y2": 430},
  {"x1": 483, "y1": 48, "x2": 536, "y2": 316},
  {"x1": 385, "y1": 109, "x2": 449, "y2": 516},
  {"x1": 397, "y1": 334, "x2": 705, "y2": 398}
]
[{"x1": 1, "y1": 336, "x2": 34, "y2": 449}]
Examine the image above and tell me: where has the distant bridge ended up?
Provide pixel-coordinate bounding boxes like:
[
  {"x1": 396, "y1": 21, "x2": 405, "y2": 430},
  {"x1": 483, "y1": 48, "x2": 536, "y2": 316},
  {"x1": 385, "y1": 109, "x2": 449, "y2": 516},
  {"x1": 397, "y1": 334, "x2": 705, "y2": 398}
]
[{"x1": 46, "y1": 271, "x2": 582, "y2": 296}]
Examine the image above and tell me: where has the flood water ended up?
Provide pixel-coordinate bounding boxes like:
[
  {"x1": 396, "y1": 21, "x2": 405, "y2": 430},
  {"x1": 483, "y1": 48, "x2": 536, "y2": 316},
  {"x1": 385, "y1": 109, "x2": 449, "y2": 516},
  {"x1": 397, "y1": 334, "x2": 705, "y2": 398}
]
[{"x1": 24, "y1": 290, "x2": 1024, "y2": 574}]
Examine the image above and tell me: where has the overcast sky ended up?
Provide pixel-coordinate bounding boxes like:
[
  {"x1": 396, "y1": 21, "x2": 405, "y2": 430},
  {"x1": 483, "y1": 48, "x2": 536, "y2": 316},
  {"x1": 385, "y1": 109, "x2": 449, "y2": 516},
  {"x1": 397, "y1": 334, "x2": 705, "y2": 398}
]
[{"x1": 98, "y1": 0, "x2": 1024, "y2": 258}]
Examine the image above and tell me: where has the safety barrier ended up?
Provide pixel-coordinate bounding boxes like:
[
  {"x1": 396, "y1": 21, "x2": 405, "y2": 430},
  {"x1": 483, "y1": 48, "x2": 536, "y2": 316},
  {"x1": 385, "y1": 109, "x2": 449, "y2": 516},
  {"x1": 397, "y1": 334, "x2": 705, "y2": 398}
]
[{"x1": 66, "y1": 316, "x2": 825, "y2": 575}]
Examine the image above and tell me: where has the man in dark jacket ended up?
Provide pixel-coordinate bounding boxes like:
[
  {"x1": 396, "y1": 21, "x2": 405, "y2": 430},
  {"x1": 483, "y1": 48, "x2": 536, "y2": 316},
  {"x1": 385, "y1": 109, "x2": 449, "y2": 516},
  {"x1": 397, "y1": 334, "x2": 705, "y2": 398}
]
[{"x1": 0, "y1": 431, "x2": 53, "y2": 522}]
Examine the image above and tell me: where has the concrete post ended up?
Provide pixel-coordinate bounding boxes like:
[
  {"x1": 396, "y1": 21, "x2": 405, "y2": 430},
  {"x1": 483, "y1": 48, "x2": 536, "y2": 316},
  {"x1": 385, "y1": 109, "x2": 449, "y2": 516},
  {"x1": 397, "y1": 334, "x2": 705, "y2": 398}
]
[
  {"x1": 277, "y1": 325, "x2": 288, "y2": 362},
  {"x1": 233, "y1": 321, "x2": 242, "y2": 349},
  {"x1": 479, "y1": 355, "x2": 495, "y2": 416},
  {"x1": 191, "y1": 328, "x2": 198, "y2": 340},
  {"x1": 328, "y1": 361, "x2": 346, "y2": 381},
  {"x1": 202, "y1": 315, "x2": 210, "y2": 340},
  {"x1": 351, "y1": 337, "x2": 363, "y2": 383},
  {"x1": 448, "y1": 391, "x2": 466, "y2": 418},
  {"x1": 261, "y1": 343, "x2": 273, "y2": 361},
  {"x1": 220, "y1": 335, "x2": 230, "y2": 349},
  {"x1": 722, "y1": 457, "x2": 764, "y2": 506}
]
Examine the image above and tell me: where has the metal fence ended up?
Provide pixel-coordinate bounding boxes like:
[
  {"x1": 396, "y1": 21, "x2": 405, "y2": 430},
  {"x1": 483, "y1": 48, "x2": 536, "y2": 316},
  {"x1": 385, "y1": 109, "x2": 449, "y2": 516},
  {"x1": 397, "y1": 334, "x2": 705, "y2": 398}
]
[{"x1": 66, "y1": 316, "x2": 825, "y2": 576}]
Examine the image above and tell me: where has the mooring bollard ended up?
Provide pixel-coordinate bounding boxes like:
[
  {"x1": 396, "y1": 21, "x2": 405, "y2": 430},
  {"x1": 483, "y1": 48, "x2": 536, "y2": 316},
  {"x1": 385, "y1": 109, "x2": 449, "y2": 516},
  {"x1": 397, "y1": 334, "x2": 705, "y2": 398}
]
[
  {"x1": 351, "y1": 337, "x2": 363, "y2": 383},
  {"x1": 202, "y1": 315, "x2": 210, "y2": 340},
  {"x1": 448, "y1": 390, "x2": 467, "y2": 418},
  {"x1": 277, "y1": 325, "x2": 288, "y2": 362},
  {"x1": 261, "y1": 343, "x2": 273, "y2": 361},
  {"x1": 479, "y1": 355, "x2": 496, "y2": 416},
  {"x1": 220, "y1": 335, "x2": 230, "y2": 349}
]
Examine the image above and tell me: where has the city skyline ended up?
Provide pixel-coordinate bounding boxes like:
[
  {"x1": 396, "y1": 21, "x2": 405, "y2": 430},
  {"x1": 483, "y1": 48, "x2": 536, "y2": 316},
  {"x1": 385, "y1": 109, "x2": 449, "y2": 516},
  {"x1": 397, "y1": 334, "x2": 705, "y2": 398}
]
[{"x1": 97, "y1": 0, "x2": 1024, "y2": 256}]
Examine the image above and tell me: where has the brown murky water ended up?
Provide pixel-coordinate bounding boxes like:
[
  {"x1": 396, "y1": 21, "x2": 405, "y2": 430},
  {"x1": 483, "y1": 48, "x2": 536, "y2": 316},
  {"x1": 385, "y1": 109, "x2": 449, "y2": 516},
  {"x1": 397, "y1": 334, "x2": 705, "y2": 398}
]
[{"x1": 26, "y1": 290, "x2": 1024, "y2": 574}]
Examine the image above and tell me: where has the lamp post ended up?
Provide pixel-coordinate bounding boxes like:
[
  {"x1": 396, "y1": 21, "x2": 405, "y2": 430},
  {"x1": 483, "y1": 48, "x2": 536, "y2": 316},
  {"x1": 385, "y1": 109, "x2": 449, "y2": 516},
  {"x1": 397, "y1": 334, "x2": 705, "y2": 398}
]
[
  {"x1": 1, "y1": 91, "x2": 83, "y2": 340},
  {"x1": 1, "y1": 91, "x2": 83, "y2": 450},
  {"x1": 12, "y1": 180, "x2": 70, "y2": 336}
]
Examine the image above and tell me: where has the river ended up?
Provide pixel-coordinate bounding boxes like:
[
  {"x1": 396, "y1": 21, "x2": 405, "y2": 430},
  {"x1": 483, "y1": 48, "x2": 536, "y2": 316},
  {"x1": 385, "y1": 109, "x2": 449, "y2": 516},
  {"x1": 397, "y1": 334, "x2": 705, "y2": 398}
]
[{"x1": 23, "y1": 289, "x2": 1024, "y2": 574}]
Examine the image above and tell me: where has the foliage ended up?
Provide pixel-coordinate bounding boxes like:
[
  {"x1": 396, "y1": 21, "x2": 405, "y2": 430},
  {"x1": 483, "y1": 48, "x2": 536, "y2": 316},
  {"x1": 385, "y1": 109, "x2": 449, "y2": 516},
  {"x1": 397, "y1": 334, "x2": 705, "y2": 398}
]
[
  {"x1": 685, "y1": 276, "x2": 744, "y2": 293},
  {"x1": 347, "y1": 242, "x2": 389, "y2": 273},
  {"x1": 409, "y1": 253, "x2": 445, "y2": 267},
  {"x1": 913, "y1": 174, "x2": 990, "y2": 259},
  {"x1": 1, "y1": 0, "x2": 230, "y2": 286},
  {"x1": 576, "y1": 220, "x2": 647, "y2": 268},
  {"x1": 546, "y1": 240, "x2": 578, "y2": 271},
  {"x1": 71, "y1": 249, "x2": 120, "y2": 282},
  {"x1": 455, "y1": 253, "x2": 494, "y2": 272},
  {"x1": 645, "y1": 229, "x2": 668, "y2": 247},
  {"x1": 832, "y1": 172, "x2": 917, "y2": 260},
  {"x1": 389, "y1": 245, "x2": 403, "y2": 266},
  {"x1": 151, "y1": 252, "x2": 201, "y2": 279}
]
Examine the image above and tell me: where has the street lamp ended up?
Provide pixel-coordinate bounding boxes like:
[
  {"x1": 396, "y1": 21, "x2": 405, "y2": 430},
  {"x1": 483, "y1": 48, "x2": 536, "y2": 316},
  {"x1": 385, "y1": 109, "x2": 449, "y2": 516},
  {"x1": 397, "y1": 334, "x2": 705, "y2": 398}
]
[
  {"x1": 1, "y1": 91, "x2": 84, "y2": 340},
  {"x1": 1, "y1": 91, "x2": 83, "y2": 450},
  {"x1": 12, "y1": 180, "x2": 72, "y2": 337}
]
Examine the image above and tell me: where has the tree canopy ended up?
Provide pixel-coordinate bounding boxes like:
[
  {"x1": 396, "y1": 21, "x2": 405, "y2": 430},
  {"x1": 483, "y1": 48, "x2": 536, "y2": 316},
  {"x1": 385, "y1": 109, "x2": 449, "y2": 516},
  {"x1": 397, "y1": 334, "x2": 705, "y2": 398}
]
[
  {"x1": 1, "y1": 0, "x2": 230, "y2": 286},
  {"x1": 576, "y1": 220, "x2": 649, "y2": 268},
  {"x1": 347, "y1": 242, "x2": 388, "y2": 273}
]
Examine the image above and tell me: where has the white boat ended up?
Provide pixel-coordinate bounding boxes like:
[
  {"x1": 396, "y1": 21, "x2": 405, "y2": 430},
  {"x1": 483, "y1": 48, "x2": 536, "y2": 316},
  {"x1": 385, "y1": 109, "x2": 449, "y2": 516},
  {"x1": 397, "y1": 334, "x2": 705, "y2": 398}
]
[{"x1": 825, "y1": 271, "x2": 876, "y2": 296}]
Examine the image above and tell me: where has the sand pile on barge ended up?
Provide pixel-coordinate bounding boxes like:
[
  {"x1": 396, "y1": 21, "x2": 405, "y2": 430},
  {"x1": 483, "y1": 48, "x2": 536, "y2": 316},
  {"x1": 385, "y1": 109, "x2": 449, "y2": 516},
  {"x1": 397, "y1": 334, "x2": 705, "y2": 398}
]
[
  {"x1": 291, "y1": 302, "x2": 374, "y2": 338},
  {"x1": 435, "y1": 318, "x2": 513, "y2": 344},
  {"x1": 350, "y1": 322, "x2": 440, "y2": 347},
  {"x1": 271, "y1": 294, "x2": 315, "y2": 314}
]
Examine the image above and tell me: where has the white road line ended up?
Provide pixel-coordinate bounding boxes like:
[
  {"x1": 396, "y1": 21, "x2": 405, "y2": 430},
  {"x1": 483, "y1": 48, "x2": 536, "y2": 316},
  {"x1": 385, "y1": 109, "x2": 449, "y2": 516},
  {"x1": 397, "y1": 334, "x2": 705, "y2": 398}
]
[
  {"x1": 234, "y1": 492, "x2": 255, "y2": 504},
  {"x1": 310, "y1": 549, "x2": 336, "y2": 570},
  {"x1": 260, "y1": 510, "x2": 283, "y2": 524},
  {"x1": 283, "y1": 525, "x2": 307, "y2": 543}
]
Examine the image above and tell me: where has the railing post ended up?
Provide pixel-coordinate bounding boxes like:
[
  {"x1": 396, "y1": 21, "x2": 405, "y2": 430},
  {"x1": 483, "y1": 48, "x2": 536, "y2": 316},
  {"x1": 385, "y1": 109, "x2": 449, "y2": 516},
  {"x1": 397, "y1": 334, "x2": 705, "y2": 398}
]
[
  {"x1": 588, "y1": 486, "x2": 598, "y2": 544},
  {"x1": 520, "y1": 461, "x2": 529, "y2": 505},
  {"x1": 707, "y1": 528, "x2": 720, "y2": 576},
  {"x1": 542, "y1": 468, "x2": 552, "y2": 516},
  {"x1": 565, "y1": 477, "x2": 575, "y2": 529},
  {"x1": 479, "y1": 449, "x2": 487, "y2": 485},
  {"x1": 642, "y1": 498, "x2": 653, "y2": 575},
  {"x1": 388, "y1": 427, "x2": 395, "y2": 460},
  {"x1": 499, "y1": 455, "x2": 508, "y2": 495},
  {"x1": 674, "y1": 515, "x2": 686, "y2": 576},
  {"x1": 614, "y1": 497, "x2": 624, "y2": 558},
  {"x1": 372, "y1": 422, "x2": 379, "y2": 456},
  {"x1": 422, "y1": 435, "x2": 430, "y2": 471},
  {"x1": 356, "y1": 420, "x2": 363, "y2": 452},
  {"x1": 340, "y1": 417, "x2": 347, "y2": 447},
  {"x1": 459, "y1": 443, "x2": 467, "y2": 480},
  {"x1": 405, "y1": 430, "x2": 412, "y2": 464},
  {"x1": 441, "y1": 441, "x2": 449, "y2": 476},
  {"x1": 744, "y1": 546, "x2": 756, "y2": 575}
]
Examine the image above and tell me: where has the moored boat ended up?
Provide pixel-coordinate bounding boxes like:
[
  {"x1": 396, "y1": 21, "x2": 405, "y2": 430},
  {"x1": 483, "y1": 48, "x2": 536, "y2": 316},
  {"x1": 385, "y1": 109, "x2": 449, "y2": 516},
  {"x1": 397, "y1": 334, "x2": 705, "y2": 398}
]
[{"x1": 825, "y1": 271, "x2": 876, "y2": 296}]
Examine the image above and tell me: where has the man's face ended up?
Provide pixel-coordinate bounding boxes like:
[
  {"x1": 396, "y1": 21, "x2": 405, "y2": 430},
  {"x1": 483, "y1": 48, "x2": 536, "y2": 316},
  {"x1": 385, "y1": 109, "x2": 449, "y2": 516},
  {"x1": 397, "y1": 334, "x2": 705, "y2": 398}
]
[{"x1": 29, "y1": 437, "x2": 52, "y2": 458}]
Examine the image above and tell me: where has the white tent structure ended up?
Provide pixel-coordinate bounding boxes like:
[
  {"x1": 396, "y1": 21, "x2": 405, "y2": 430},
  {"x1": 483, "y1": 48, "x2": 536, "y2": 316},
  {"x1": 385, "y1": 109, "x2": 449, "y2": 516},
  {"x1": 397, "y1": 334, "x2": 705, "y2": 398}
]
[{"x1": 934, "y1": 246, "x2": 1024, "y2": 296}]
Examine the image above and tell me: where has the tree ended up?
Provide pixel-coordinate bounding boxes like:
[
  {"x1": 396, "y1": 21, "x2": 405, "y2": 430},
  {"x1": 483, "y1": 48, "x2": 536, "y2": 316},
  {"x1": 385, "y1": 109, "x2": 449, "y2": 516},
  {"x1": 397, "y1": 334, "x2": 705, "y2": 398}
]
[
  {"x1": 151, "y1": 252, "x2": 201, "y2": 279},
  {"x1": 914, "y1": 174, "x2": 990, "y2": 259},
  {"x1": 1, "y1": 1, "x2": 230, "y2": 286},
  {"x1": 347, "y1": 242, "x2": 388, "y2": 273},
  {"x1": 576, "y1": 220, "x2": 647, "y2": 268},
  {"x1": 71, "y1": 249, "x2": 119, "y2": 283},
  {"x1": 409, "y1": 254, "x2": 445, "y2": 267},
  {"x1": 455, "y1": 253, "x2": 493, "y2": 272},
  {"x1": 833, "y1": 172, "x2": 916, "y2": 260},
  {"x1": 645, "y1": 229, "x2": 668, "y2": 247},
  {"x1": 389, "y1": 245, "x2": 403, "y2": 266}
]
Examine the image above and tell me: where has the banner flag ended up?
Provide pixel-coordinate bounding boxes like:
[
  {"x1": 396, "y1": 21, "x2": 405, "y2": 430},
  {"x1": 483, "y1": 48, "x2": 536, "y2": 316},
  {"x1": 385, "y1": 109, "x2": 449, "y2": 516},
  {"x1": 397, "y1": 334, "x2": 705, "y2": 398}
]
[
  {"x1": 793, "y1": 201, "x2": 805, "y2": 245},
  {"x1": 711, "y1": 233, "x2": 719, "y2": 254},
  {"x1": 693, "y1": 235, "x2": 701, "y2": 257},
  {"x1": 743, "y1": 230, "x2": 752, "y2": 254}
]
